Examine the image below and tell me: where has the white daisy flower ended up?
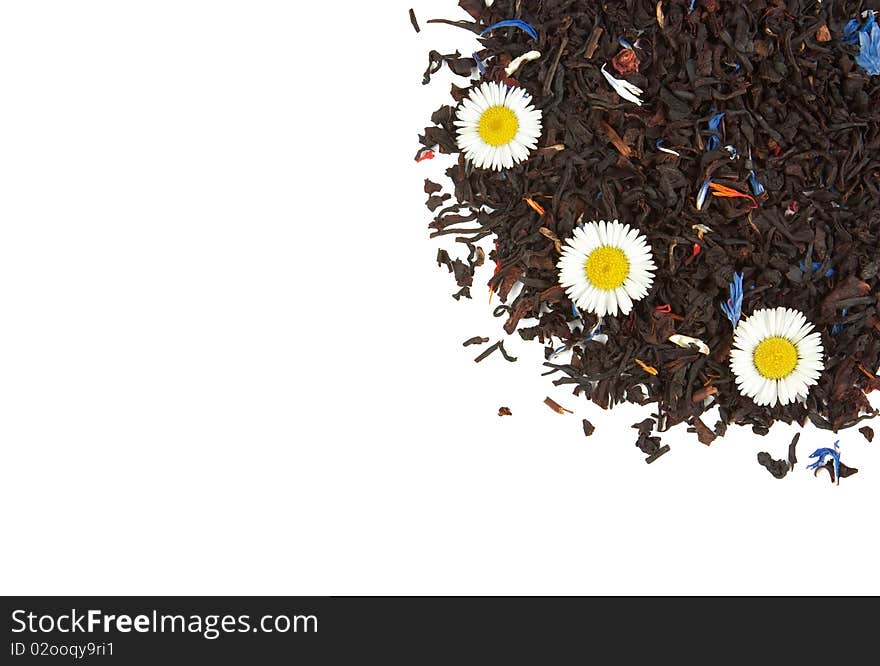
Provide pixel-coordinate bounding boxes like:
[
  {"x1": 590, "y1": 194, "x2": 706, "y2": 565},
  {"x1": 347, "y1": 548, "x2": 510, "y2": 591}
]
[
  {"x1": 454, "y1": 81, "x2": 542, "y2": 171},
  {"x1": 557, "y1": 220, "x2": 656, "y2": 317},
  {"x1": 729, "y1": 307, "x2": 825, "y2": 407}
]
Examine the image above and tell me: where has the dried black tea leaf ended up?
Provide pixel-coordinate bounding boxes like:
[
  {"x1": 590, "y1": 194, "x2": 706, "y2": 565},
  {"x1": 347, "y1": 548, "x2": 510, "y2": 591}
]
[
  {"x1": 435, "y1": 249, "x2": 453, "y2": 273},
  {"x1": 757, "y1": 452, "x2": 790, "y2": 480},
  {"x1": 473, "y1": 342, "x2": 502, "y2": 363},
  {"x1": 424, "y1": 179, "x2": 442, "y2": 195},
  {"x1": 815, "y1": 460, "x2": 860, "y2": 484},
  {"x1": 691, "y1": 417, "x2": 716, "y2": 446},
  {"x1": 497, "y1": 340, "x2": 517, "y2": 362},
  {"x1": 632, "y1": 419, "x2": 655, "y2": 437},
  {"x1": 788, "y1": 433, "x2": 800, "y2": 467},
  {"x1": 544, "y1": 397, "x2": 572, "y2": 414}
]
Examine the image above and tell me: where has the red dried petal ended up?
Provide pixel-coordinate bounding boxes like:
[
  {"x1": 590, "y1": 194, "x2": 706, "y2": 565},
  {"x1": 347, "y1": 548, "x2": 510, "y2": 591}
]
[{"x1": 611, "y1": 48, "x2": 641, "y2": 75}]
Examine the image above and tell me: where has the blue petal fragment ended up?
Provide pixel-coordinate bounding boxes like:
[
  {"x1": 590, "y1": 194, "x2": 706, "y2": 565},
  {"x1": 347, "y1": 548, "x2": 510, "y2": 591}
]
[
  {"x1": 480, "y1": 19, "x2": 539, "y2": 41},
  {"x1": 618, "y1": 38, "x2": 634, "y2": 50},
  {"x1": 748, "y1": 171, "x2": 765, "y2": 196},
  {"x1": 720, "y1": 272, "x2": 744, "y2": 328},
  {"x1": 705, "y1": 112, "x2": 725, "y2": 151},
  {"x1": 708, "y1": 112, "x2": 725, "y2": 131},
  {"x1": 688, "y1": 0, "x2": 697, "y2": 14},
  {"x1": 807, "y1": 442, "x2": 841, "y2": 485},
  {"x1": 832, "y1": 309, "x2": 848, "y2": 336},
  {"x1": 843, "y1": 19, "x2": 862, "y2": 44},
  {"x1": 856, "y1": 23, "x2": 880, "y2": 75},
  {"x1": 472, "y1": 51, "x2": 486, "y2": 74},
  {"x1": 798, "y1": 261, "x2": 835, "y2": 278},
  {"x1": 696, "y1": 179, "x2": 711, "y2": 210},
  {"x1": 655, "y1": 138, "x2": 681, "y2": 156},
  {"x1": 747, "y1": 146, "x2": 765, "y2": 196},
  {"x1": 549, "y1": 344, "x2": 569, "y2": 359},
  {"x1": 847, "y1": 12, "x2": 876, "y2": 41}
]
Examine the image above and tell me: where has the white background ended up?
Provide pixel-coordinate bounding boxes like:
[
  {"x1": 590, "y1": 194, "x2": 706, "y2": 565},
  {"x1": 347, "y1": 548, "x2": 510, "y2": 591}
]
[{"x1": 1, "y1": 0, "x2": 878, "y2": 595}]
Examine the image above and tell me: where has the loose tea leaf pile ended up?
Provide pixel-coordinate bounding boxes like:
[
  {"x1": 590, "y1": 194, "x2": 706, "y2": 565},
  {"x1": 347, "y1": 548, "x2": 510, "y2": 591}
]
[{"x1": 416, "y1": 0, "x2": 880, "y2": 469}]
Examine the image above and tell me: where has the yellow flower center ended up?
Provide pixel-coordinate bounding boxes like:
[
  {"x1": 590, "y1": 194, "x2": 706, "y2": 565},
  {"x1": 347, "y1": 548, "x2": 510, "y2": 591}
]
[
  {"x1": 478, "y1": 106, "x2": 519, "y2": 147},
  {"x1": 585, "y1": 246, "x2": 630, "y2": 290},
  {"x1": 753, "y1": 337, "x2": 799, "y2": 380}
]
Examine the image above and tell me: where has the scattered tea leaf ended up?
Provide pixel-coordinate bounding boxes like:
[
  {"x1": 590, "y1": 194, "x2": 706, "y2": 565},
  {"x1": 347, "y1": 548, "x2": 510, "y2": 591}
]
[
  {"x1": 497, "y1": 340, "x2": 518, "y2": 362},
  {"x1": 473, "y1": 341, "x2": 501, "y2": 363},
  {"x1": 544, "y1": 397, "x2": 572, "y2": 414},
  {"x1": 757, "y1": 452, "x2": 790, "y2": 480},
  {"x1": 788, "y1": 433, "x2": 800, "y2": 467},
  {"x1": 691, "y1": 417, "x2": 716, "y2": 446}
]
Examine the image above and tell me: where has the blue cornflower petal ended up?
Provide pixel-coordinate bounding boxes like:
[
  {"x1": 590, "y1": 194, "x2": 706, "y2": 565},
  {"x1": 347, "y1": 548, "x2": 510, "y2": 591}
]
[
  {"x1": 696, "y1": 179, "x2": 711, "y2": 210},
  {"x1": 720, "y1": 272, "x2": 744, "y2": 327},
  {"x1": 656, "y1": 138, "x2": 681, "y2": 157},
  {"x1": 748, "y1": 171, "x2": 765, "y2": 196},
  {"x1": 798, "y1": 261, "x2": 835, "y2": 278},
  {"x1": 618, "y1": 38, "x2": 634, "y2": 50},
  {"x1": 708, "y1": 112, "x2": 725, "y2": 131},
  {"x1": 481, "y1": 19, "x2": 539, "y2": 42},
  {"x1": 705, "y1": 112, "x2": 725, "y2": 151},
  {"x1": 855, "y1": 23, "x2": 880, "y2": 75},
  {"x1": 473, "y1": 52, "x2": 486, "y2": 74},
  {"x1": 845, "y1": 13, "x2": 877, "y2": 44},
  {"x1": 807, "y1": 442, "x2": 841, "y2": 484},
  {"x1": 549, "y1": 344, "x2": 569, "y2": 359},
  {"x1": 832, "y1": 309, "x2": 848, "y2": 336},
  {"x1": 843, "y1": 19, "x2": 862, "y2": 44},
  {"x1": 688, "y1": 0, "x2": 697, "y2": 14},
  {"x1": 747, "y1": 146, "x2": 765, "y2": 196}
]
